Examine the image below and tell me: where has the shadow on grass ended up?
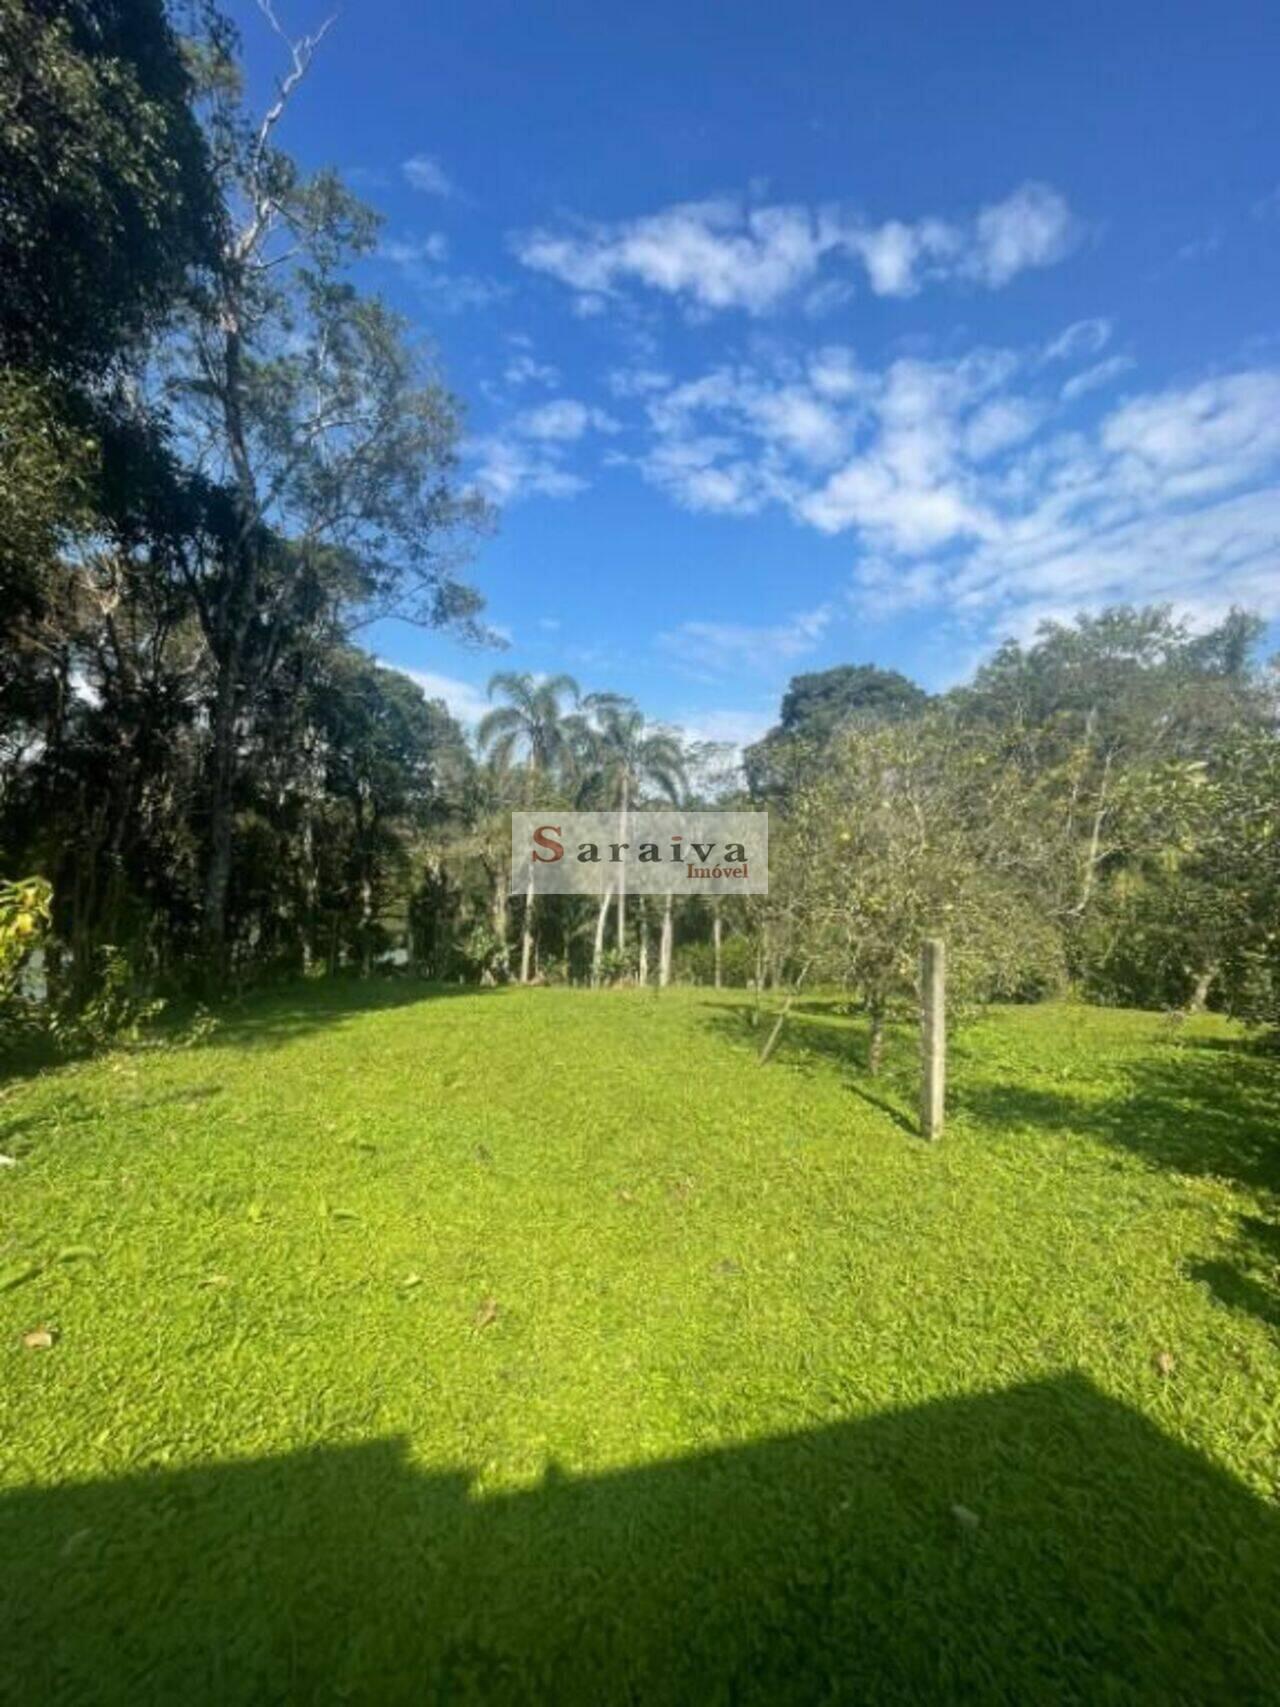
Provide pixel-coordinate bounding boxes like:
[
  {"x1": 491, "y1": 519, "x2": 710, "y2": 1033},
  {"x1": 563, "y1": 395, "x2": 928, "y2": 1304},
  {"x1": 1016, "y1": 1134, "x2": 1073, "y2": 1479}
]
[
  {"x1": 960, "y1": 1040, "x2": 1280, "y2": 1339},
  {"x1": 700, "y1": 998, "x2": 920, "y2": 1133},
  {"x1": 0, "y1": 976, "x2": 506, "y2": 1088},
  {"x1": 2, "y1": 1373, "x2": 1276, "y2": 1704},
  {"x1": 186, "y1": 974, "x2": 508, "y2": 1057}
]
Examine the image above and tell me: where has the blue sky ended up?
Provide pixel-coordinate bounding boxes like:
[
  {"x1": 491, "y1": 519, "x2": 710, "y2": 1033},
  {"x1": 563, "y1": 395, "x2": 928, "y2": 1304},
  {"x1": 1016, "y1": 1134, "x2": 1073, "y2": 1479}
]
[{"x1": 228, "y1": 0, "x2": 1280, "y2": 753}]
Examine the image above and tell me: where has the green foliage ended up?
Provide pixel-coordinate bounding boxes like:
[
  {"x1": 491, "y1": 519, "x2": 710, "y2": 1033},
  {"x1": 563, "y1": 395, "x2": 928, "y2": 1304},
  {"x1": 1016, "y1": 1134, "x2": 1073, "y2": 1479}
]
[
  {"x1": 0, "y1": 876, "x2": 52, "y2": 1044},
  {"x1": 1, "y1": 986, "x2": 1277, "y2": 1699},
  {"x1": 0, "y1": 875, "x2": 50, "y2": 983},
  {"x1": 675, "y1": 932, "x2": 756, "y2": 986},
  {"x1": 0, "y1": 0, "x2": 218, "y2": 376},
  {"x1": 745, "y1": 662, "x2": 928, "y2": 797},
  {"x1": 766, "y1": 714, "x2": 1066, "y2": 1050},
  {"x1": 46, "y1": 945, "x2": 166, "y2": 1052}
]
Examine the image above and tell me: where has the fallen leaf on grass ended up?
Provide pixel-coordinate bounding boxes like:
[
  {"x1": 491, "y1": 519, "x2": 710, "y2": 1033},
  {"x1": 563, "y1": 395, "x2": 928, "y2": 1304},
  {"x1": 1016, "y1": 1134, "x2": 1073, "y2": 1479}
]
[
  {"x1": 21, "y1": 1325, "x2": 57, "y2": 1350},
  {"x1": 1154, "y1": 1350, "x2": 1176, "y2": 1378},
  {"x1": 198, "y1": 1273, "x2": 231, "y2": 1289},
  {"x1": 399, "y1": 1273, "x2": 423, "y2": 1290},
  {"x1": 474, "y1": 1296, "x2": 500, "y2": 1329},
  {"x1": 55, "y1": 1245, "x2": 97, "y2": 1264},
  {"x1": 951, "y1": 1504, "x2": 980, "y2": 1531}
]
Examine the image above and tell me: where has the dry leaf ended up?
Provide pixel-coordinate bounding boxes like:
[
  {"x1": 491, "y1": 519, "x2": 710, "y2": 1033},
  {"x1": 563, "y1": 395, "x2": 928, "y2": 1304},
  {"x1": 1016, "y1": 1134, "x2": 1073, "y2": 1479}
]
[
  {"x1": 198, "y1": 1273, "x2": 230, "y2": 1289},
  {"x1": 1154, "y1": 1350, "x2": 1176, "y2": 1378},
  {"x1": 21, "y1": 1325, "x2": 57, "y2": 1351},
  {"x1": 951, "y1": 1504, "x2": 981, "y2": 1531},
  {"x1": 474, "y1": 1296, "x2": 500, "y2": 1329},
  {"x1": 399, "y1": 1273, "x2": 423, "y2": 1290}
]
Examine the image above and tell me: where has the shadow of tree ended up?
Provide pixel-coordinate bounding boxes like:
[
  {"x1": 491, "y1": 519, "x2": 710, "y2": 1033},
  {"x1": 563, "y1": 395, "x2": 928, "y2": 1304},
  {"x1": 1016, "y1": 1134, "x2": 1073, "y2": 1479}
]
[
  {"x1": 958, "y1": 1040, "x2": 1280, "y2": 1339},
  {"x1": 2, "y1": 1373, "x2": 1276, "y2": 1703},
  {"x1": 699, "y1": 998, "x2": 920, "y2": 1130},
  {"x1": 189, "y1": 975, "x2": 509, "y2": 1056},
  {"x1": 0, "y1": 977, "x2": 507, "y2": 1087}
]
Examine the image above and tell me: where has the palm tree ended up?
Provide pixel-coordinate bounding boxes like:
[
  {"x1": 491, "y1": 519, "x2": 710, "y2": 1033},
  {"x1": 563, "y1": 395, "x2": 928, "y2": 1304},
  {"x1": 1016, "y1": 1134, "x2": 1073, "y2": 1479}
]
[
  {"x1": 577, "y1": 699, "x2": 686, "y2": 979},
  {"x1": 477, "y1": 673, "x2": 579, "y2": 982}
]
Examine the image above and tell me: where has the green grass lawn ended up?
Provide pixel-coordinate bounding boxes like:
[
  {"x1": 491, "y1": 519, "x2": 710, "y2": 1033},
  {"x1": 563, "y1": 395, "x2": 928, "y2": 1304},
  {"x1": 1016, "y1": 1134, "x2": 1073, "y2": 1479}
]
[{"x1": 2, "y1": 983, "x2": 1278, "y2": 1704}]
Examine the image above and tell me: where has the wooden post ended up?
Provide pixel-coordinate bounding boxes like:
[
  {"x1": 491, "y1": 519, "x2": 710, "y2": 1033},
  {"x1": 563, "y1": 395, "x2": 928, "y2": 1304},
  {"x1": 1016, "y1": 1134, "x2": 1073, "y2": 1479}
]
[{"x1": 920, "y1": 937, "x2": 945, "y2": 1140}]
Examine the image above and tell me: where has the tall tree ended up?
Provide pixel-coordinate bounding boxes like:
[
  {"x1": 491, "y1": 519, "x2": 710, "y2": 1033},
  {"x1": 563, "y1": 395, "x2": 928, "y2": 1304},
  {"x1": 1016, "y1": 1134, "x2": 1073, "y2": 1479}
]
[
  {"x1": 575, "y1": 699, "x2": 685, "y2": 967},
  {"x1": 745, "y1": 664, "x2": 928, "y2": 799},
  {"x1": 170, "y1": 4, "x2": 489, "y2": 967},
  {"x1": 477, "y1": 672, "x2": 580, "y2": 981}
]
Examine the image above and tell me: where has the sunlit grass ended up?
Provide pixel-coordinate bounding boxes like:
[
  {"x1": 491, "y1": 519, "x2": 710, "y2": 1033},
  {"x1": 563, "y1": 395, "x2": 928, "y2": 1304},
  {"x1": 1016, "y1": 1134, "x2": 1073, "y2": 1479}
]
[{"x1": 2, "y1": 983, "x2": 1277, "y2": 1701}]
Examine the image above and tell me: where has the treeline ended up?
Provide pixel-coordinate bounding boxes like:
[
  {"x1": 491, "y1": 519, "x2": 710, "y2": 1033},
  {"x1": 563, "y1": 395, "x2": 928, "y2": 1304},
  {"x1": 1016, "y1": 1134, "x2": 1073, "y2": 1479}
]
[
  {"x1": 2, "y1": 5, "x2": 1278, "y2": 1047},
  {"x1": 1, "y1": 1, "x2": 487, "y2": 1004},
  {"x1": 750, "y1": 614, "x2": 1280, "y2": 1061}
]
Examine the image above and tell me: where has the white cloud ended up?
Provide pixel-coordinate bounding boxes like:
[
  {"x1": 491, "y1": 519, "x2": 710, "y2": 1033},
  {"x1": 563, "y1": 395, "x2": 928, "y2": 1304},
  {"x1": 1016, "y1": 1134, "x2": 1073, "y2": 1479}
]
[
  {"x1": 468, "y1": 390, "x2": 622, "y2": 506},
  {"x1": 843, "y1": 216, "x2": 960, "y2": 297},
  {"x1": 466, "y1": 435, "x2": 587, "y2": 505},
  {"x1": 964, "y1": 397, "x2": 1044, "y2": 460},
  {"x1": 516, "y1": 399, "x2": 620, "y2": 440},
  {"x1": 672, "y1": 708, "x2": 773, "y2": 752},
  {"x1": 1060, "y1": 355, "x2": 1135, "y2": 401},
  {"x1": 659, "y1": 606, "x2": 834, "y2": 677},
  {"x1": 1176, "y1": 230, "x2": 1224, "y2": 263},
  {"x1": 504, "y1": 354, "x2": 560, "y2": 388},
  {"x1": 379, "y1": 232, "x2": 450, "y2": 265},
  {"x1": 965, "y1": 182, "x2": 1077, "y2": 286},
  {"x1": 621, "y1": 330, "x2": 1280, "y2": 639},
  {"x1": 606, "y1": 367, "x2": 672, "y2": 398},
  {"x1": 380, "y1": 663, "x2": 488, "y2": 725},
  {"x1": 375, "y1": 232, "x2": 505, "y2": 313},
  {"x1": 515, "y1": 198, "x2": 824, "y2": 314},
  {"x1": 513, "y1": 181, "x2": 1080, "y2": 315},
  {"x1": 1044, "y1": 318, "x2": 1112, "y2": 362},
  {"x1": 402, "y1": 154, "x2": 455, "y2": 197}
]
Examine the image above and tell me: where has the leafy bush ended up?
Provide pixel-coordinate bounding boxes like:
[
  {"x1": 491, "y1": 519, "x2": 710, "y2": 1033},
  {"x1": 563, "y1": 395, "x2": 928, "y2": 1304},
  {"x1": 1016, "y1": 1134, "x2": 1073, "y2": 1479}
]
[
  {"x1": 0, "y1": 876, "x2": 52, "y2": 1048},
  {"x1": 675, "y1": 934, "x2": 756, "y2": 987}
]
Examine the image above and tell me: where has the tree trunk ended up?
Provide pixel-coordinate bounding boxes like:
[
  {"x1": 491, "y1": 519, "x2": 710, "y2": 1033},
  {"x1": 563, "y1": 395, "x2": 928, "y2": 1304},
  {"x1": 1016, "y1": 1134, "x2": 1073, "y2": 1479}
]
[
  {"x1": 203, "y1": 650, "x2": 239, "y2": 964},
  {"x1": 519, "y1": 872, "x2": 536, "y2": 984},
  {"x1": 1186, "y1": 964, "x2": 1218, "y2": 1014},
  {"x1": 758, "y1": 961, "x2": 810, "y2": 1066},
  {"x1": 637, "y1": 895, "x2": 649, "y2": 986},
  {"x1": 868, "y1": 1002, "x2": 886, "y2": 1076},
  {"x1": 591, "y1": 884, "x2": 613, "y2": 987},
  {"x1": 202, "y1": 313, "x2": 261, "y2": 973},
  {"x1": 489, "y1": 863, "x2": 509, "y2": 979},
  {"x1": 616, "y1": 776, "x2": 629, "y2": 957},
  {"x1": 658, "y1": 894, "x2": 674, "y2": 988},
  {"x1": 712, "y1": 901, "x2": 723, "y2": 989},
  {"x1": 1076, "y1": 749, "x2": 1113, "y2": 919}
]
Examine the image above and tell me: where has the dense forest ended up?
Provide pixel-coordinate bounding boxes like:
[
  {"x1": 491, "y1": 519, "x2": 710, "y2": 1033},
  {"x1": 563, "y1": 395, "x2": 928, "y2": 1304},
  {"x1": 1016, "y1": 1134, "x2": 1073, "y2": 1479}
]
[{"x1": 2, "y1": 1, "x2": 1277, "y2": 1052}]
